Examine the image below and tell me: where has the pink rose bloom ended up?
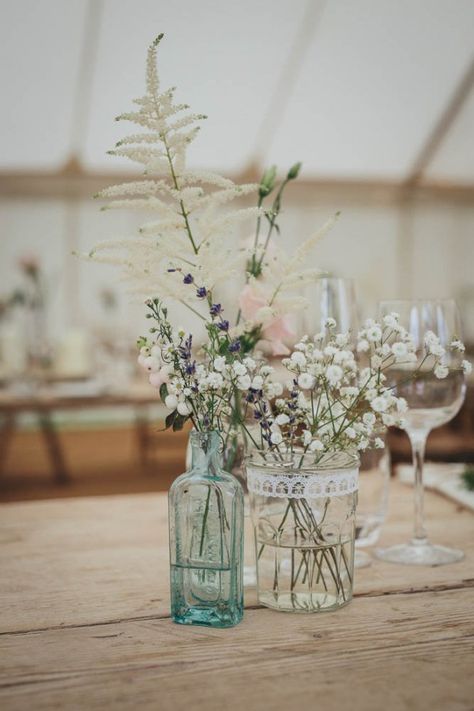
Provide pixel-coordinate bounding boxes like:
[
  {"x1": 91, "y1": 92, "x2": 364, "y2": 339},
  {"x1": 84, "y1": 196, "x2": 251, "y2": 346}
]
[{"x1": 239, "y1": 285, "x2": 294, "y2": 356}]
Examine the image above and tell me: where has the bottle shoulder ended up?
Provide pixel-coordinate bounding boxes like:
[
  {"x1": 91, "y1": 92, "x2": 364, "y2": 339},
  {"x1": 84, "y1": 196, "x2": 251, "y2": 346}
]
[{"x1": 169, "y1": 469, "x2": 244, "y2": 495}]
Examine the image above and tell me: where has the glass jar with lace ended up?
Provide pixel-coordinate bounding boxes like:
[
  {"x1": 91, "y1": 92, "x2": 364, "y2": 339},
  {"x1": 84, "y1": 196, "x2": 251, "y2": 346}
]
[{"x1": 246, "y1": 450, "x2": 359, "y2": 613}]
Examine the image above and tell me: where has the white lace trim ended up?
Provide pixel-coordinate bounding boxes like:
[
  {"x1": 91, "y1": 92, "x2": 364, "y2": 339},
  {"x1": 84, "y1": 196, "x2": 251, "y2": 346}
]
[{"x1": 247, "y1": 466, "x2": 359, "y2": 500}]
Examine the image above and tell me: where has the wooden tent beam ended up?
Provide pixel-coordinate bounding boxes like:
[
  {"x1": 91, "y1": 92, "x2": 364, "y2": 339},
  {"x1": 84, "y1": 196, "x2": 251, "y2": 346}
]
[
  {"x1": 1, "y1": 171, "x2": 473, "y2": 205},
  {"x1": 405, "y1": 57, "x2": 474, "y2": 186}
]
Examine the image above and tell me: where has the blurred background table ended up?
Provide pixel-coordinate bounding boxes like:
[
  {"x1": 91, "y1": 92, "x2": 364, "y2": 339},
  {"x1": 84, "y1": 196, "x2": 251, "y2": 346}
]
[
  {"x1": 0, "y1": 478, "x2": 473, "y2": 711},
  {"x1": 0, "y1": 386, "x2": 162, "y2": 484},
  {"x1": 0, "y1": 382, "x2": 190, "y2": 502}
]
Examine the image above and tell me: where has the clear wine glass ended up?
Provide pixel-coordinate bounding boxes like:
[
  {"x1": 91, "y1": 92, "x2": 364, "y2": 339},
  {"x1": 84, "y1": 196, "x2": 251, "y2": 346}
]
[
  {"x1": 305, "y1": 277, "x2": 376, "y2": 568},
  {"x1": 304, "y1": 277, "x2": 359, "y2": 335},
  {"x1": 376, "y1": 299, "x2": 466, "y2": 565}
]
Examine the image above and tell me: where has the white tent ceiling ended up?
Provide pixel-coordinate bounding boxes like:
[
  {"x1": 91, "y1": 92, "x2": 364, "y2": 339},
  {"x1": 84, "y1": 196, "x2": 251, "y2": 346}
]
[{"x1": 1, "y1": 0, "x2": 473, "y2": 183}]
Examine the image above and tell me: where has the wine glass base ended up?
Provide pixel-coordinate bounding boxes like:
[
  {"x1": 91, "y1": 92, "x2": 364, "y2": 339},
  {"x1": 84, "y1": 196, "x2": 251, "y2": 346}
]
[
  {"x1": 354, "y1": 550, "x2": 372, "y2": 569},
  {"x1": 375, "y1": 541, "x2": 464, "y2": 566}
]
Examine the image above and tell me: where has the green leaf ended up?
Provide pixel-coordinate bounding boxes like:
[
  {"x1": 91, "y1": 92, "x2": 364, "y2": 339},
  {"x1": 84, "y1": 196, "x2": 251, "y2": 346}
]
[
  {"x1": 172, "y1": 414, "x2": 187, "y2": 431},
  {"x1": 159, "y1": 383, "x2": 169, "y2": 401},
  {"x1": 219, "y1": 340, "x2": 229, "y2": 355},
  {"x1": 165, "y1": 411, "x2": 177, "y2": 429}
]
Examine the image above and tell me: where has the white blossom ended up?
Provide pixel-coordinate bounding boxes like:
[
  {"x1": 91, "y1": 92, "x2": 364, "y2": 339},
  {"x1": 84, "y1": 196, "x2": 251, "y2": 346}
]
[
  {"x1": 213, "y1": 356, "x2": 226, "y2": 372},
  {"x1": 371, "y1": 396, "x2": 389, "y2": 413},
  {"x1": 144, "y1": 356, "x2": 161, "y2": 372},
  {"x1": 391, "y1": 342, "x2": 407, "y2": 359},
  {"x1": 450, "y1": 339, "x2": 465, "y2": 353},
  {"x1": 233, "y1": 362, "x2": 247, "y2": 376},
  {"x1": 326, "y1": 364, "x2": 343, "y2": 386},
  {"x1": 434, "y1": 363, "x2": 449, "y2": 379},
  {"x1": 298, "y1": 373, "x2": 315, "y2": 390},
  {"x1": 177, "y1": 401, "x2": 192, "y2": 416},
  {"x1": 430, "y1": 343, "x2": 446, "y2": 357},
  {"x1": 424, "y1": 331, "x2": 439, "y2": 347},
  {"x1": 366, "y1": 325, "x2": 382, "y2": 342},
  {"x1": 165, "y1": 394, "x2": 178, "y2": 410},
  {"x1": 290, "y1": 351, "x2": 306, "y2": 367},
  {"x1": 237, "y1": 374, "x2": 251, "y2": 390},
  {"x1": 270, "y1": 431, "x2": 283, "y2": 445},
  {"x1": 383, "y1": 313, "x2": 399, "y2": 329}
]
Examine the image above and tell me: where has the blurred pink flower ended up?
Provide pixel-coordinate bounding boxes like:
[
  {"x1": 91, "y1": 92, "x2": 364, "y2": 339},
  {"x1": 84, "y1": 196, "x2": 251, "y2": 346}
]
[
  {"x1": 149, "y1": 367, "x2": 170, "y2": 389},
  {"x1": 239, "y1": 285, "x2": 294, "y2": 356}
]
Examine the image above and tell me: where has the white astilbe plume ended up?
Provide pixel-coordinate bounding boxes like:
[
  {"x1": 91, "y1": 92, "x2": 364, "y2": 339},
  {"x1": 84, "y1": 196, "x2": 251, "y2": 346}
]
[{"x1": 86, "y1": 33, "x2": 260, "y2": 306}]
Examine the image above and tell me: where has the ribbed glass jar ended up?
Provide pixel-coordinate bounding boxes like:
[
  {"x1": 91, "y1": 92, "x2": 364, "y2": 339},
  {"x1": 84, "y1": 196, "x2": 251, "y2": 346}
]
[
  {"x1": 169, "y1": 430, "x2": 244, "y2": 627},
  {"x1": 246, "y1": 450, "x2": 359, "y2": 613}
]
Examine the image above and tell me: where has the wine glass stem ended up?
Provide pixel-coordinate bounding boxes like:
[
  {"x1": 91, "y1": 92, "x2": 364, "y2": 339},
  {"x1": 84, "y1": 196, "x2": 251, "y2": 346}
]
[{"x1": 409, "y1": 431, "x2": 428, "y2": 544}]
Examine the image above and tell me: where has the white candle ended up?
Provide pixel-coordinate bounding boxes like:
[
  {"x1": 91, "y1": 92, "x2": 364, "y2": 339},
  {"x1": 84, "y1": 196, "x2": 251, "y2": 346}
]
[{"x1": 55, "y1": 329, "x2": 93, "y2": 378}]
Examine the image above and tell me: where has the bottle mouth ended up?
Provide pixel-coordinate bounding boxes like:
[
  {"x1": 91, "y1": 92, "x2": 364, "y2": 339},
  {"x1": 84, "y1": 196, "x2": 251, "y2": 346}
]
[{"x1": 189, "y1": 429, "x2": 221, "y2": 450}]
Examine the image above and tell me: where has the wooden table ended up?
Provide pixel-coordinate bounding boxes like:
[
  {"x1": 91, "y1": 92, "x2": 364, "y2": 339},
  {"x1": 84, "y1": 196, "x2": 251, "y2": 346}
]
[
  {"x1": 0, "y1": 388, "x2": 162, "y2": 483},
  {"x1": 1, "y1": 479, "x2": 473, "y2": 710}
]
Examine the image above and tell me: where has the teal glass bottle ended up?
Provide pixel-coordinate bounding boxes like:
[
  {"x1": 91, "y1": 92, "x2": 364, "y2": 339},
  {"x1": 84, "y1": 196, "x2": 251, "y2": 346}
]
[{"x1": 168, "y1": 430, "x2": 244, "y2": 627}]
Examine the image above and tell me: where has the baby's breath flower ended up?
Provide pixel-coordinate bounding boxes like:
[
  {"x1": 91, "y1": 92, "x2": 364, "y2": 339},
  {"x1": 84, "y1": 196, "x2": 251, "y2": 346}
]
[
  {"x1": 357, "y1": 339, "x2": 369, "y2": 353},
  {"x1": 424, "y1": 331, "x2": 439, "y2": 347},
  {"x1": 243, "y1": 357, "x2": 257, "y2": 370},
  {"x1": 396, "y1": 397, "x2": 408, "y2": 413},
  {"x1": 298, "y1": 373, "x2": 315, "y2": 390},
  {"x1": 237, "y1": 374, "x2": 251, "y2": 390},
  {"x1": 450, "y1": 339, "x2": 465, "y2": 352},
  {"x1": 430, "y1": 343, "x2": 446, "y2": 357},
  {"x1": 290, "y1": 351, "x2": 306, "y2": 367},
  {"x1": 366, "y1": 325, "x2": 382, "y2": 342},
  {"x1": 326, "y1": 364, "x2": 343, "y2": 386},
  {"x1": 391, "y1": 342, "x2": 407, "y2": 359},
  {"x1": 383, "y1": 313, "x2": 399, "y2": 329},
  {"x1": 370, "y1": 396, "x2": 389, "y2": 413},
  {"x1": 462, "y1": 360, "x2": 472, "y2": 375},
  {"x1": 233, "y1": 362, "x2": 247, "y2": 376},
  {"x1": 434, "y1": 363, "x2": 449, "y2": 379},
  {"x1": 213, "y1": 356, "x2": 226, "y2": 372}
]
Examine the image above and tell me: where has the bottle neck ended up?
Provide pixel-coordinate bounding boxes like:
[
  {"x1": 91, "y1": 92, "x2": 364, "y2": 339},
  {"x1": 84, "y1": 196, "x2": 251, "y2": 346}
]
[{"x1": 190, "y1": 431, "x2": 222, "y2": 475}]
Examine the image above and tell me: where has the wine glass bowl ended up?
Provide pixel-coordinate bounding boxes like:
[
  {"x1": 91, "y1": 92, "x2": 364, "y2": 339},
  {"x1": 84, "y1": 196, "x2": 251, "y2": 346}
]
[
  {"x1": 376, "y1": 299, "x2": 466, "y2": 566},
  {"x1": 304, "y1": 277, "x2": 358, "y2": 336}
]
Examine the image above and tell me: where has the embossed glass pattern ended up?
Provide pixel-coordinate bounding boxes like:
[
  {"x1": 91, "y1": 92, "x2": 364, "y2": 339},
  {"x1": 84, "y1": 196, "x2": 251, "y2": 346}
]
[{"x1": 169, "y1": 431, "x2": 244, "y2": 627}]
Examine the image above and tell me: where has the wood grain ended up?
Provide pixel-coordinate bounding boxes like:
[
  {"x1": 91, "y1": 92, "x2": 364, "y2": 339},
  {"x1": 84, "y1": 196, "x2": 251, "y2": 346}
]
[
  {"x1": 1, "y1": 480, "x2": 473, "y2": 633},
  {"x1": 1, "y1": 589, "x2": 473, "y2": 711},
  {"x1": 0, "y1": 479, "x2": 473, "y2": 710}
]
